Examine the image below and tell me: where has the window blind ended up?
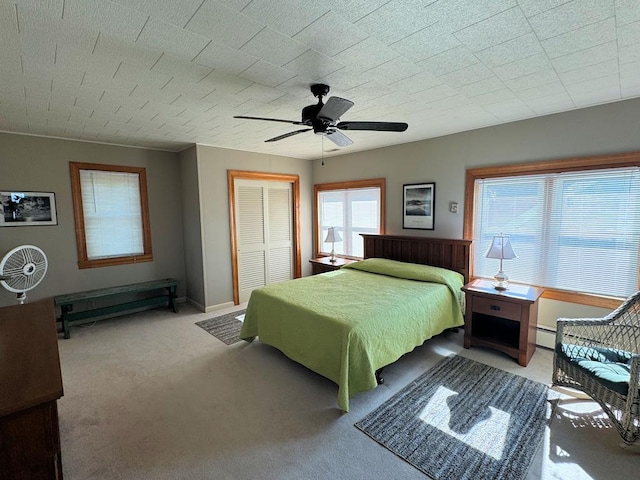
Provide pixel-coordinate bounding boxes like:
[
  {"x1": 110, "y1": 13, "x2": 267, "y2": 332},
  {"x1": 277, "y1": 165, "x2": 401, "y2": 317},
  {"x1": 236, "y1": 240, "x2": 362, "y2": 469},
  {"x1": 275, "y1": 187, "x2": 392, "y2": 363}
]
[
  {"x1": 80, "y1": 169, "x2": 144, "y2": 260},
  {"x1": 473, "y1": 167, "x2": 640, "y2": 298},
  {"x1": 318, "y1": 187, "x2": 381, "y2": 258}
]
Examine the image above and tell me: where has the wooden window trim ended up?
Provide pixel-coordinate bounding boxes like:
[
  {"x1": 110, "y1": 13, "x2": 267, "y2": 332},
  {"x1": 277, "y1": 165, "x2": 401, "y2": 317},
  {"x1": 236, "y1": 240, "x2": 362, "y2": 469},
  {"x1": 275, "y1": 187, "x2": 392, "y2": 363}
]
[
  {"x1": 463, "y1": 151, "x2": 640, "y2": 309},
  {"x1": 70, "y1": 162, "x2": 153, "y2": 269},
  {"x1": 313, "y1": 178, "x2": 386, "y2": 259}
]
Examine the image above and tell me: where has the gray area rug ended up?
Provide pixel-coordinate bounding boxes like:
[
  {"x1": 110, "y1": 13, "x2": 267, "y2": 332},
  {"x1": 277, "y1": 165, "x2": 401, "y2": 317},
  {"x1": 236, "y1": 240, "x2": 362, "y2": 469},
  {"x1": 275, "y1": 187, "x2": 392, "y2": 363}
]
[
  {"x1": 355, "y1": 355, "x2": 555, "y2": 480},
  {"x1": 196, "y1": 310, "x2": 245, "y2": 345}
]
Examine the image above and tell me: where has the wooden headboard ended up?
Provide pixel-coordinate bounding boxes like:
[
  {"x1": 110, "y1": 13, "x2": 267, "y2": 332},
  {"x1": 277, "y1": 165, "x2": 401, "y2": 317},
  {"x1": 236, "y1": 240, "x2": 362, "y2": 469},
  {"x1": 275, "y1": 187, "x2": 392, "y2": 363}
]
[{"x1": 361, "y1": 234, "x2": 472, "y2": 283}]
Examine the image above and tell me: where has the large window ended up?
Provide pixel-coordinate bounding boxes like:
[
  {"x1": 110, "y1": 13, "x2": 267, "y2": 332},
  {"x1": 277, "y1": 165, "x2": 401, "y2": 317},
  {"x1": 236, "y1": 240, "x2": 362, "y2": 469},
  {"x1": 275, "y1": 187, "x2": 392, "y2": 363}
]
[
  {"x1": 465, "y1": 154, "x2": 640, "y2": 306},
  {"x1": 314, "y1": 178, "x2": 385, "y2": 259},
  {"x1": 70, "y1": 162, "x2": 152, "y2": 268}
]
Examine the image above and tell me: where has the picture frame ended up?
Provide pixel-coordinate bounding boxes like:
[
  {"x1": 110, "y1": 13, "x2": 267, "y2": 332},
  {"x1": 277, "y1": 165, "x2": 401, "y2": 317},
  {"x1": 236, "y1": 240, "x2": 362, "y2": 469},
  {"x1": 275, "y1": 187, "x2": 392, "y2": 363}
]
[
  {"x1": 403, "y1": 182, "x2": 435, "y2": 230},
  {"x1": 0, "y1": 191, "x2": 58, "y2": 226}
]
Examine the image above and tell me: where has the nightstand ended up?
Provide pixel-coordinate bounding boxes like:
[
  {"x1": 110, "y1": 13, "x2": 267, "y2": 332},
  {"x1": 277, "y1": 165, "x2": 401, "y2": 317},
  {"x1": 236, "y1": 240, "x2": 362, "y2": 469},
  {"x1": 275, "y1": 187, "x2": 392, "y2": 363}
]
[
  {"x1": 461, "y1": 278, "x2": 544, "y2": 367},
  {"x1": 309, "y1": 256, "x2": 357, "y2": 275}
]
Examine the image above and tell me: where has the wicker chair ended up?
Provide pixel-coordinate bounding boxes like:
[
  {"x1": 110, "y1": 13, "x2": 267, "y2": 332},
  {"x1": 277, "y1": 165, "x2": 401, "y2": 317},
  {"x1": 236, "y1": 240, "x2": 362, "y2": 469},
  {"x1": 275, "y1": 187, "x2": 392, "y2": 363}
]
[{"x1": 552, "y1": 291, "x2": 640, "y2": 445}]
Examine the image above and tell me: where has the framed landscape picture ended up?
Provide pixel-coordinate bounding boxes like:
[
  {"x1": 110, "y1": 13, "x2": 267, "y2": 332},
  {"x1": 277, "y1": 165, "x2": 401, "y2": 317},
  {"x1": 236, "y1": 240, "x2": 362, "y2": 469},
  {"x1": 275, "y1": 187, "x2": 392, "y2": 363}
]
[
  {"x1": 0, "y1": 191, "x2": 58, "y2": 226},
  {"x1": 403, "y1": 182, "x2": 435, "y2": 230}
]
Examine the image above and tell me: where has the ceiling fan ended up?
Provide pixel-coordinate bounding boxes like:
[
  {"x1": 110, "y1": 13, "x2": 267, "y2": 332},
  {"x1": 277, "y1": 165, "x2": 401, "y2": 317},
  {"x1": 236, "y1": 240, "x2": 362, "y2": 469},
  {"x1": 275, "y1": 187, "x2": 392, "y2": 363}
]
[{"x1": 234, "y1": 84, "x2": 408, "y2": 147}]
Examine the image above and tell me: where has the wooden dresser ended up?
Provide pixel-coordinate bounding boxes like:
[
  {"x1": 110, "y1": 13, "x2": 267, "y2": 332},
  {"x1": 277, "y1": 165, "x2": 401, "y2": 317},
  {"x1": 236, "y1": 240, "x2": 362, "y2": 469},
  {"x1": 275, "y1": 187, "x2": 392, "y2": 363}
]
[{"x1": 0, "y1": 298, "x2": 64, "y2": 479}]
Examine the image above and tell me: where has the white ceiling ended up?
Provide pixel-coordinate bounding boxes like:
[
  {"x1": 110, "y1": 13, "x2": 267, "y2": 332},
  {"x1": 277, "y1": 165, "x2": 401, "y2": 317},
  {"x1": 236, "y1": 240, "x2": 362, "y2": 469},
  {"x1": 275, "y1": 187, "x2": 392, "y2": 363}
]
[{"x1": 1, "y1": 0, "x2": 639, "y2": 160}]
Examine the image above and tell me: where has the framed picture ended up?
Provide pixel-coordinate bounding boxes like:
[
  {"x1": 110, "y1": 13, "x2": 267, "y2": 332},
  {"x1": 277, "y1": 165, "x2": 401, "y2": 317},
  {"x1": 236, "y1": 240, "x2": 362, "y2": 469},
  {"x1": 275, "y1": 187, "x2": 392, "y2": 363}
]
[
  {"x1": 403, "y1": 182, "x2": 435, "y2": 230},
  {"x1": 0, "y1": 191, "x2": 58, "y2": 226}
]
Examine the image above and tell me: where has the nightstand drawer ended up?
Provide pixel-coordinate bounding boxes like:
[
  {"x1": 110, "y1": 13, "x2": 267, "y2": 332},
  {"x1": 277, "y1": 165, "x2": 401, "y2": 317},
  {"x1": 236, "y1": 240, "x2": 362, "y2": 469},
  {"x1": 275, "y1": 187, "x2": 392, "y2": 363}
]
[
  {"x1": 311, "y1": 262, "x2": 338, "y2": 274},
  {"x1": 309, "y1": 257, "x2": 357, "y2": 275},
  {"x1": 472, "y1": 296, "x2": 521, "y2": 322}
]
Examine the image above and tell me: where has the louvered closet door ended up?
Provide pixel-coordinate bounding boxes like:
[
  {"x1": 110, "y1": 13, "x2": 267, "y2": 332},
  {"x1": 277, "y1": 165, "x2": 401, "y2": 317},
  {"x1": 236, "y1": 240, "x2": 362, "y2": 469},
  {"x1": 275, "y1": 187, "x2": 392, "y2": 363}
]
[{"x1": 235, "y1": 179, "x2": 293, "y2": 303}]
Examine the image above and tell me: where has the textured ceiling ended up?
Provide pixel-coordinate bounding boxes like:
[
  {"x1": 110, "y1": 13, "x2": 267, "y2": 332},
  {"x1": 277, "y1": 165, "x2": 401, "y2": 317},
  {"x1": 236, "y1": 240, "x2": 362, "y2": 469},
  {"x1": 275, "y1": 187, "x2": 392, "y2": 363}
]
[{"x1": 1, "y1": 0, "x2": 639, "y2": 160}]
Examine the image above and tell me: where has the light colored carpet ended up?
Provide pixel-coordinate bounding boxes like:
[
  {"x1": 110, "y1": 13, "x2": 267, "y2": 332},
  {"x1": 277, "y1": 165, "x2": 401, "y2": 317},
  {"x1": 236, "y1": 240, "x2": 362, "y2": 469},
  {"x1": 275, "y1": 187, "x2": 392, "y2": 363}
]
[{"x1": 56, "y1": 304, "x2": 639, "y2": 479}]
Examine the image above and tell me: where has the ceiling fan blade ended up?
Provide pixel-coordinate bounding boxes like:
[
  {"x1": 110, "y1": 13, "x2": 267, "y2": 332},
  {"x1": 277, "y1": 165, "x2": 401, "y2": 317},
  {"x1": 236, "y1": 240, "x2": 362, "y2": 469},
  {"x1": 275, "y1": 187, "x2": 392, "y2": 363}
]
[
  {"x1": 324, "y1": 129, "x2": 353, "y2": 147},
  {"x1": 317, "y1": 97, "x2": 354, "y2": 122},
  {"x1": 235, "y1": 115, "x2": 306, "y2": 125},
  {"x1": 264, "y1": 129, "x2": 312, "y2": 142},
  {"x1": 337, "y1": 121, "x2": 408, "y2": 132}
]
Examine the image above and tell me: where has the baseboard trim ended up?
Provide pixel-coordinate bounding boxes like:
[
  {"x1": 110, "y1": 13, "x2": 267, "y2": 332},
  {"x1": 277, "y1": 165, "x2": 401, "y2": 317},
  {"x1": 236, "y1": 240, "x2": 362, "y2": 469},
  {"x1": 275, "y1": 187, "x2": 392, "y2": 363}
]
[
  {"x1": 186, "y1": 298, "x2": 205, "y2": 312},
  {"x1": 204, "y1": 301, "x2": 235, "y2": 313},
  {"x1": 185, "y1": 298, "x2": 236, "y2": 313},
  {"x1": 537, "y1": 326, "x2": 556, "y2": 349}
]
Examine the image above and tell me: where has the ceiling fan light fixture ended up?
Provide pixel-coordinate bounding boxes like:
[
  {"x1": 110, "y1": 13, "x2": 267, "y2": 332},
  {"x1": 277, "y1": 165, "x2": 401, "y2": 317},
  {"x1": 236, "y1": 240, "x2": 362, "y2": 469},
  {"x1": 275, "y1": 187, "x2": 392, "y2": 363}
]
[{"x1": 324, "y1": 129, "x2": 353, "y2": 147}]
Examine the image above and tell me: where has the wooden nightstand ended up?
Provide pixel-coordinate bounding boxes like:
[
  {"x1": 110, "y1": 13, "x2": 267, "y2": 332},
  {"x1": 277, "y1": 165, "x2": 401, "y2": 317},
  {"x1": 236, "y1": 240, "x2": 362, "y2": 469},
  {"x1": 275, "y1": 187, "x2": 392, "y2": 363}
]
[
  {"x1": 309, "y1": 256, "x2": 357, "y2": 275},
  {"x1": 461, "y1": 278, "x2": 544, "y2": 367}
]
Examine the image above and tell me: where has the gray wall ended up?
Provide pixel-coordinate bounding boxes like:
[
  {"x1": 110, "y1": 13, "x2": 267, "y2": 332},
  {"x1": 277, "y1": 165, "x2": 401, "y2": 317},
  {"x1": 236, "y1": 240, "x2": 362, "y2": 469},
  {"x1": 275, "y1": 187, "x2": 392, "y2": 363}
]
[
  {"x1": 313, "y1": 98, "x2": 640, "y2": 329},
  {"x1": 195, "y1": 144, "x2": 313, "y2": 310},
  {"x1": 313, "y1": 97, "x2": 640, "y2": 240},
  {"x1": 3, "y1": 97, "x2": 637, "y2": 319},
  {"x1": 179, "y1": 145, "x2": 206, "y2": 309},
  {"x1": 0, "y1": 133, "x2": 186, "y2": 308}
]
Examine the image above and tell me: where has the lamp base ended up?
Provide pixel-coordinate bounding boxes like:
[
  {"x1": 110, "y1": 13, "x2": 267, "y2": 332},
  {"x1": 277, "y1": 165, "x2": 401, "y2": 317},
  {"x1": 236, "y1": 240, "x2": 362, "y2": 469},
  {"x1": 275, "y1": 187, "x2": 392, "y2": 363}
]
[{"x1": 492, "y1": 270, "x2": 509, "y2": 291}]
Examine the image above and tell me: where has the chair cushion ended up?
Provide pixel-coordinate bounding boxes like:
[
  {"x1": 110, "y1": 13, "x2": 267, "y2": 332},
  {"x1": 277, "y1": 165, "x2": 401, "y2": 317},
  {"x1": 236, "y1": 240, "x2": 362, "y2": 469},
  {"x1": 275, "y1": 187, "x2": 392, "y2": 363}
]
[{"x1": 557, "y1": 344, "x2": 632, "y2": 396}]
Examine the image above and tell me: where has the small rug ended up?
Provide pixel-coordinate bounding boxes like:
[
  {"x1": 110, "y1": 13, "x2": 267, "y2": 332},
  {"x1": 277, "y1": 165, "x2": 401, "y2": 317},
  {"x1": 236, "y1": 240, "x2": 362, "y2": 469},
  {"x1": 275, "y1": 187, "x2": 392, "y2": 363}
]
[
  {"x1": 355, "y1": 355, "x2": 555, "y2": 480},
  {"x1": 196, "y1": 310, "x2": 245, "y2": 345}
]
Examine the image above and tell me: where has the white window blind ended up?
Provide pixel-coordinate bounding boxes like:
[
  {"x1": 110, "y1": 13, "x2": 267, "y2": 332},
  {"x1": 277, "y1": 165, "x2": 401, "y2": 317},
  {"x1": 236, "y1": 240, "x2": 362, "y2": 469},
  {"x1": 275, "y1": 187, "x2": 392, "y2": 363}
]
[
  {"x1": 473, "y1": 167, "x2": 640, "y2": 298},
  {"x1": 80, "y1": 169, "x2": 144, "y2": 260},
  {"x1": 318, "y1": 187, "x2": 381, "y2": 258}
]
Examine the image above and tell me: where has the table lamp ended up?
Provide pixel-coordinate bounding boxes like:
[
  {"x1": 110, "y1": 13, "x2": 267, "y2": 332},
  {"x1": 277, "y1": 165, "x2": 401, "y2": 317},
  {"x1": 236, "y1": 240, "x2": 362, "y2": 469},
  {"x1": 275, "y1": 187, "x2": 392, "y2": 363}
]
[
  {"x1": 485, "y1": 233, "x2": 517, "y2": 290},
  {"x1": 324, "y1": 227, "x2": 342, "y2": 263}
]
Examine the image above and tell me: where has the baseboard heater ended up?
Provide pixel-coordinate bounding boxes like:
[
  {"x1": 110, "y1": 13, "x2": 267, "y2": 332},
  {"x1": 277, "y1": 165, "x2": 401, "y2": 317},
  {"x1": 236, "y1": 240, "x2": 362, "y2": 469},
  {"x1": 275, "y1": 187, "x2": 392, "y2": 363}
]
[{"x1": 536, "y1": 326, "x2": 556, "y2": 349}]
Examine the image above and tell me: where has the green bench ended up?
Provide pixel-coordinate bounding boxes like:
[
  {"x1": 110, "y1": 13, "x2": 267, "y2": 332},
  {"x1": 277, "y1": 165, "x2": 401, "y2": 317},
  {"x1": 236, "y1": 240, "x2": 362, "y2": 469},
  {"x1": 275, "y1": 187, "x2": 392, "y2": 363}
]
[{"x1": 55, "y1": 278, "x2": 179, "y2": 339}]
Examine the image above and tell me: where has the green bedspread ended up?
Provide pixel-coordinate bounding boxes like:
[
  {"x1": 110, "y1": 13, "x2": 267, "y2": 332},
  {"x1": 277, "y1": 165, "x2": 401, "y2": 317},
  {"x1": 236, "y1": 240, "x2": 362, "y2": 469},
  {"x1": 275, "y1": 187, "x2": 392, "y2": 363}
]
[{"x1": 240, "y1": 258, "x2": 465, "y2": 411}]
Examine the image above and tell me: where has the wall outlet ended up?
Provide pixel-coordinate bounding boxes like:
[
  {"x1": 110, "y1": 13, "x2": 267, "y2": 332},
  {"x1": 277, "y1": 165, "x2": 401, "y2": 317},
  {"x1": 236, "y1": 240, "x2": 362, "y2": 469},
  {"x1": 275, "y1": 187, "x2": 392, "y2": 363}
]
[{"x1": 450, "y1": 202, "x2": 458, "y2": 213}]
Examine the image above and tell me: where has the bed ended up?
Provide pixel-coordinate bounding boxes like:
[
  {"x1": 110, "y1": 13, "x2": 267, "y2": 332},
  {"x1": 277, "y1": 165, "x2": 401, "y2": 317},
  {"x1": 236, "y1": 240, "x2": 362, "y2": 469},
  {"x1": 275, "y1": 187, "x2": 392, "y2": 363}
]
[{"x1": 240, "y1": 234, "x2": 472, "y2": 411}]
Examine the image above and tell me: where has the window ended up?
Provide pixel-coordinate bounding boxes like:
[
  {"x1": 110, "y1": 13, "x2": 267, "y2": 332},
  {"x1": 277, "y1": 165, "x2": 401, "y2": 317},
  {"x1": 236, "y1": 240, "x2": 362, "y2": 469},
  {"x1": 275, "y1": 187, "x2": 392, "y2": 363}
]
[
  {"x1": 70, "y1": 162, "x2": 152, "y2": 268},
  {"x1": 314, "y1": 178, "x2": 385, "y2": 259},
  {"x1": 465, "y1": 154, "x2": 640, "y2": 305}
]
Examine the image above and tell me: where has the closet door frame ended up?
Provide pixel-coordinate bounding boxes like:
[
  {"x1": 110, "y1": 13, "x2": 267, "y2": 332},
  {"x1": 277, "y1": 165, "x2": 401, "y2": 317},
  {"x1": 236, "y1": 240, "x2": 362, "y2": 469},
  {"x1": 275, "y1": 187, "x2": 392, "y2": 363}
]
[{"x1": 228, "y1": 170, "x2": 301, "y2": 305}]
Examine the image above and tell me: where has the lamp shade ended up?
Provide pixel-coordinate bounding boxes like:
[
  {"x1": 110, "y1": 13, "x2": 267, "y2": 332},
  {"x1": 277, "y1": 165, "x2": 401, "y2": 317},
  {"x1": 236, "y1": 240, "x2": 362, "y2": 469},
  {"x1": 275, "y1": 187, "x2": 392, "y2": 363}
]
[
  {"x1": 324, "y1": 227, "x2": 342, "y2": 243},
  {"x1": 485, "y1": 234, "x2": 517, "y2": 260}
]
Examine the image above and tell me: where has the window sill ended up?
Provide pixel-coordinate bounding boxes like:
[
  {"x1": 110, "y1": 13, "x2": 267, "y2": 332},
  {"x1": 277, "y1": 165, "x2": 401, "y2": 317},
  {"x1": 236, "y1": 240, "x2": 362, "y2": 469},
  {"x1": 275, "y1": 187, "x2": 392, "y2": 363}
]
[
  {"x1": 542, "y1": 289, "x2": 623, "y2": 310},
  {"x1": 78, "y1": 254, "x2": 153, "y2": 269}
]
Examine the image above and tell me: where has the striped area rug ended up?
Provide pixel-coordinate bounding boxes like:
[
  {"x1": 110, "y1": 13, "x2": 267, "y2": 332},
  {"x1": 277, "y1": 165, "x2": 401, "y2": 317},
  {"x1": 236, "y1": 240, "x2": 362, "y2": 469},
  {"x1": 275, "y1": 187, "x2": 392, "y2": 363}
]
[
  {"x1": 355, "y1": 355, "x2": 555, "y2": 480},
  {"x1": 196, "y1": 310, "x2": 245, "y2": 345}
]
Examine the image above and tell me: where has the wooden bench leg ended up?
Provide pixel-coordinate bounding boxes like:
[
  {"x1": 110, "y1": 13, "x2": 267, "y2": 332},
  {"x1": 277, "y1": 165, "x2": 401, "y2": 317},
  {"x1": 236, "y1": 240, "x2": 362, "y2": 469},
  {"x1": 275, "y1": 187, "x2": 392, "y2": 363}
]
[
  {"x1": 61, "y1": 305, "x2": 72, "y2": 339},
  {"x1": 168, "y1": 285, "x2": 178, "y2": 313}
]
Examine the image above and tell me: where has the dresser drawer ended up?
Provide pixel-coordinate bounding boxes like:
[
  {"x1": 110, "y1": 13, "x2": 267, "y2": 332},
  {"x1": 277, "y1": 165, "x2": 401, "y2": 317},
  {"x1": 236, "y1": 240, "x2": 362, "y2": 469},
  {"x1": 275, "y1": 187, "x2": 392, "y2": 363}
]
[{"x1": 472, "y1": 296, "x2": 521, "y2": 322}]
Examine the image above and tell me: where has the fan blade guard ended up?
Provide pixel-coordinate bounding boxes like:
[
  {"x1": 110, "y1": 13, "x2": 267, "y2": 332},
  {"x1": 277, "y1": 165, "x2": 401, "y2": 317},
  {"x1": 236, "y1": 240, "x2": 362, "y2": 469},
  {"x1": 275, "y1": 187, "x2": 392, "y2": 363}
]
[{"x1": 0, "y1": 245, "x2": 48, "y2": 293}]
